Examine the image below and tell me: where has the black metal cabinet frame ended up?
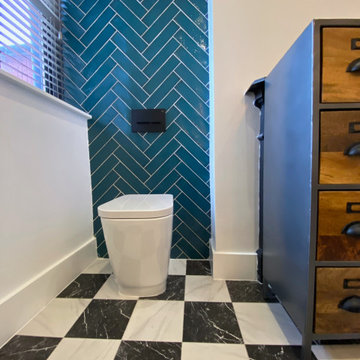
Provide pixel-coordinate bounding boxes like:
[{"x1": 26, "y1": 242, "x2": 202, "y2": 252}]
[{"x1": 247, "y1": 19, "x2": 360, "y2": 360}]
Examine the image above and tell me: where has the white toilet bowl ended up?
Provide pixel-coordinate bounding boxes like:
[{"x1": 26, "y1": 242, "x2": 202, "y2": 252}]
[{"x1": 98, "y1": 194, "x2": 173, "y2": 297}]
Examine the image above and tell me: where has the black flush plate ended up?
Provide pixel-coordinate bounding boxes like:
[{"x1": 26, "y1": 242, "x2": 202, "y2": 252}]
[{"x1": 131, "y1": 109, "x2": 166, "y2": 133}]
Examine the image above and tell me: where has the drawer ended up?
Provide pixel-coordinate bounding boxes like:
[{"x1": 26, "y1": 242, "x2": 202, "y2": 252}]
[
  {"x1": 322, "y1": 27, "x2": 360, "y2": 103},
  {"x1": 315, "y1": 267, "x2": 360, "y2": 333},
  {"x1": 317, "y1": 191, "x2": 360, "y2": 261},
  {"x1": 319, "y1": 111, "x2": 360, "y2": 184}
]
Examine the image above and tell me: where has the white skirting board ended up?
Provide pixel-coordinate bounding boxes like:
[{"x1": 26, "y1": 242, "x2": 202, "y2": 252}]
[
  {"x1": 210, "y1": 238, "x2": 257, "y2": 280},
  {"x1": 0, "y1": 237, "x2": 97, "y2": 347}
]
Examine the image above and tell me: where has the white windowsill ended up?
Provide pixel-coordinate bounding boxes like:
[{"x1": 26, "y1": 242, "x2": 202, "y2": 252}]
[{"x1": 0, "y1": 69, "x2": 91, "y2": 121}]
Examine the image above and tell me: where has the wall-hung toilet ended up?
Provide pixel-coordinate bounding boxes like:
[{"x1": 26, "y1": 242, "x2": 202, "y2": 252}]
[{"x1": 98, "y1": 194, "x2": 173, "y2": 297}]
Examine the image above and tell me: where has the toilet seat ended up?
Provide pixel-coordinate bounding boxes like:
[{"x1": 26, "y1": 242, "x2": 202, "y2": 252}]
[{"x1": 98, "y1": 194, "x2": 173, "y2": 219}]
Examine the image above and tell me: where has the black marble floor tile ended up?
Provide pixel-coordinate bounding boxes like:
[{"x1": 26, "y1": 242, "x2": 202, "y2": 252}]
[
  {"x1": 183, "y1": 302, "x2": 243, "y2": 344},
  {"x1": 65, "y1": 299, "x2": 136, "y2": 339},
  {"x1": 142, "y1": 275, "x2": 185, "y2": 301},
  {"x1": 57, "y1": 274, "x2": 110, "y2": 298},
  {"x1": 186, "y1": 260, "x2": 211, "y2": 275},
  {"x1": 246, "y1": 345, "x2": 316, "y2": 360},
  {"x1": 115, "y1": 341, "x2": 181, "y2": 360},
  {"x1": 0, "y1": 335, "x2": 61, "y2": 360},
  {"x1": 226, "y1": 281, "x2": 278, "y2": 303}
]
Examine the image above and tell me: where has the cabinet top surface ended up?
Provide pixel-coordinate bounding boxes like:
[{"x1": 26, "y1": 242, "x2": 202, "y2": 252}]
[{"x1": 313, "y1": 19, "x2": 360, "y2": 26}]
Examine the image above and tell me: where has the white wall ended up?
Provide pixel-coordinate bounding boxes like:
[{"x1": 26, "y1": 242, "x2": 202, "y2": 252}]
[
  {"x1": 210, "y1": 0, "x2": 360, "y2": 278},
  {"x1": 0, "y1": 71, "x2": 96, "y2": 345}
]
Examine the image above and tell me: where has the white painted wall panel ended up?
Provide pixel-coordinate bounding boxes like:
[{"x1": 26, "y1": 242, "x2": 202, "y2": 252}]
[{"x1": 0, "y1": 71, "x2": 94, "y2": 300}]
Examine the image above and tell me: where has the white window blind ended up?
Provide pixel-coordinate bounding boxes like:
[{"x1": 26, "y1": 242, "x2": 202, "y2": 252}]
[{"x1": 0, "y1": 0, "x2": 63, "y2": 99}]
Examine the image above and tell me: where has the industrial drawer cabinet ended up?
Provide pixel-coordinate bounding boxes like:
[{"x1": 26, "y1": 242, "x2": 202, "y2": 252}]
[{"x1": 248, "y1": 19, "x2": 360, "y2": 359}]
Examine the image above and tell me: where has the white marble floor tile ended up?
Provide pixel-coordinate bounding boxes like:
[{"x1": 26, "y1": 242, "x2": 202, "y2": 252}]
[
  {"x1": 182, "y1": 343, "x2": 249, "y2": 360},
  {"x1": 82, "y1": 258, "x2": 112, "y2": 274},
  {"x1": 168, "y1": 259, "x2": 186, "y2": 275},
  {"x1": 185, "y1": 275, "x2": 231, "y2": 302},
  {"x1": 312, "y1": 344, "x2": 360, "y2": 360},
  {"x1": 18, "y1": 298, "x2": 91, "y2": 337},
  {"x1": 94, "y1": 275, "x2": 139, "y2": 300},
  {"x1": 122, "y1": 300, "x2": 184, "y2": 342},
  {"x1": 47, "y1": 338, "x2": 120, "y2": 360},
  {"x1": 233, "y1": 303, "x2": 302, "y2": 345}
]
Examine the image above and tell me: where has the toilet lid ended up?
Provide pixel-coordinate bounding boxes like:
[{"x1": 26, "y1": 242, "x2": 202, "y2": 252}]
[{"x1": 98, "y1": 194, "x2": 173, "y2": 219}]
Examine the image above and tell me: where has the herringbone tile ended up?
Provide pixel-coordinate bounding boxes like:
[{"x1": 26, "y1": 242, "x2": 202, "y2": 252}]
[{"x1": 62, "y1": 0, "x2": 210, "y2": 259}]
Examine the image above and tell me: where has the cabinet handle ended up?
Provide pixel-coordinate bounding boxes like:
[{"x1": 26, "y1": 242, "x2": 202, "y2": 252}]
[
  {"x1": 346, "y1": 58, "x2": 360, "y2": 72},
  {"x1": 338, "y1": 295, "x2": 360, "y2": 313},
  {"x1": 344, "y1": 142, "x2": 360, "y2": 156},
  {"x1": 342, "y1": 221, "x2": 360, "y2": 236}
]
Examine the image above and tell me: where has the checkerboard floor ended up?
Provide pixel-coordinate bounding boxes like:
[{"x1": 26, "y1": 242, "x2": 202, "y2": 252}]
[{"x1": 1, "y1": 259, "x2": 359, "y2": 359}]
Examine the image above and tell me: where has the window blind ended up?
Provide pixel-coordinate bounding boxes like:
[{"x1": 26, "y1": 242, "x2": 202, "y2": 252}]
[{"x1": 0, "y1": 0, "x2": 63, "y2": 99}]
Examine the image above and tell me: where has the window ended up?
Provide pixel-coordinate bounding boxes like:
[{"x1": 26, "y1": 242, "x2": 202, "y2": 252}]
[{"x1": 0, "y1": 0, "x2": 63, "y2": 99}]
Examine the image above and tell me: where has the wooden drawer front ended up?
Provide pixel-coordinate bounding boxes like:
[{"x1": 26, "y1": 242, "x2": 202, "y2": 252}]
[
  {"x1": 319, "y1": 111, "x2": 360, "y2": 184},
  {"x1": 322, "y1": 27, "x2": 360, "y2": 103},
  {"x1": 315, "y1": 267, "x2": 360, "y2": 333},
  {"x1": 317, "y1": 191, "x2": 360, "y2": 261}
]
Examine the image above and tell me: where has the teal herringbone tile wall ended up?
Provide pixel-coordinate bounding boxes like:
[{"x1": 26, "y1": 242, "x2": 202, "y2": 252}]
[{"x1": 62, "y1": 0, "x2": 210, "y2": 259}]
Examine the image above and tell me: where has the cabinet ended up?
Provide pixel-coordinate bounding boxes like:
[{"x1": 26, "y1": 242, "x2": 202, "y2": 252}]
[{"x1": 248, "y1": 20, "x2": 360, "y2": 359}]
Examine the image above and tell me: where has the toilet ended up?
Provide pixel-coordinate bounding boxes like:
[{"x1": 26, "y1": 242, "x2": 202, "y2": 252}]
[{"x1": 98, "y1": 194, "x2": 173, "y2": 297}]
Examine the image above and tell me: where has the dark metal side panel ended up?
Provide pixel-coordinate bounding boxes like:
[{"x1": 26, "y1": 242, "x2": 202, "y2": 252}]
[{"x1": 263, "y1": 23, "x2": 314, "y2": 333}]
